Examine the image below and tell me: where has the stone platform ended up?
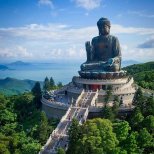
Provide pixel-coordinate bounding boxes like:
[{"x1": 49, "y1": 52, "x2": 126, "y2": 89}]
[{"x1": 78, "y1": 70, "x2": 127, "y2": 79}]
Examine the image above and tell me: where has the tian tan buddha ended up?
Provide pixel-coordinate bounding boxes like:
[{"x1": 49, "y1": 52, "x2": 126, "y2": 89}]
[{"x1": 80, "y1": 17, "x2": 121, "y2": 74}]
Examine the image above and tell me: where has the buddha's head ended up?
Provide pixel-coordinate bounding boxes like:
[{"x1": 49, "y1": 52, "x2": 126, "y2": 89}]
[{"x1": 97, "y1": 17, "x2": 111, "y2": 36}]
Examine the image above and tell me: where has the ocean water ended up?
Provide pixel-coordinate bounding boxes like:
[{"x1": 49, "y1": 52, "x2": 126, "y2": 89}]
[
  {"x1": 0, "y1": 60, "x2": 138, "y2": 84},
  {"x1": 0, "y1": 61, "x2": 82, "y2": 84}
]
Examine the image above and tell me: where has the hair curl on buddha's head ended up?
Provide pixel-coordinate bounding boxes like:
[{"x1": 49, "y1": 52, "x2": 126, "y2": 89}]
[{"x1": 97, "y1": 17, "x2": 111, "y2": 29}]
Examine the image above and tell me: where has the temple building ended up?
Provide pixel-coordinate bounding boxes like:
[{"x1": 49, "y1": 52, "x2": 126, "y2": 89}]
[{"x1": 41, "y1": 17, "x2": 136, "y2": 119}]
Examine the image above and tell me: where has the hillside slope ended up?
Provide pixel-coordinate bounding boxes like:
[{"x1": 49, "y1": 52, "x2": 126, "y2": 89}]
[
  {"x1": 123, "y1": 61, "x2": 154, "y2": 90},
  {"x1": 0, "y1": 77, "x2": 42, "y2": 95}
]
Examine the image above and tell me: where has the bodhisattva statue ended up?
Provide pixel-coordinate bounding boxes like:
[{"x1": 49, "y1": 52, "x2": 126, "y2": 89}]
[{"x1": 81, "y1": 17, "x2": 121, "y2": 72}]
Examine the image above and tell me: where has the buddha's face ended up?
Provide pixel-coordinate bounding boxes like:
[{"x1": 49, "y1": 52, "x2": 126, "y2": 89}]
[{"x1": 99, "y1": 24, "x2": 110, "y2": 36}]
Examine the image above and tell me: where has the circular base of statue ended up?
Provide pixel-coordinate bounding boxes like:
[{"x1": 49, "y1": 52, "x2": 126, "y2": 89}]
[{"x1": 78, "y1": 70, "x2": 127, "y2": 79}]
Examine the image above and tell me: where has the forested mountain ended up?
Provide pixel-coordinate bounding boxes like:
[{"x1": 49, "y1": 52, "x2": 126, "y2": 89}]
[
  {"x1": 123, "y1": 61, "x2": 154, "y2": 90},
  {"x1": 0, "y1": 77, "x2": 43, "y2": 95},
  {"x1": 0, "y1": 91, "x2": 59, "y2": 154}
]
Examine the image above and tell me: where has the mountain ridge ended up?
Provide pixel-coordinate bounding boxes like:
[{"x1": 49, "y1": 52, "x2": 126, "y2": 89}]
[{"x1": 0, "y1": 77, "x2": 43, "y2": 95}]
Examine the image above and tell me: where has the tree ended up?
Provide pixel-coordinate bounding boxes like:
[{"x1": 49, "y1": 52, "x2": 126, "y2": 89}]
[
  {"x1": 102, "y1": 106, "x2": 115, "y2": 121},
  {"x1": 22, "y1": 142, "x2": 41, "y2": 154},
  {"x1": 0, "y1": 94, "x2": 16, "y2": 126},
  {"x1": 43, "y1": 77, "x2": 50, "y2": 91},
  {"x1": 123, "y1": 131, "x2": 139, "y2": 153},
  {"x1": 0, "y1": 94, "x2": 17, "y2": 127},
  {"x1": 0, "y1": 143, "x2": 10, "y2": 154},
  {"x1": 144, "y1": 95, "x2": 154, "y2": 116},
  {"x1": 67, "y1": 118, "x2": 81, "y2": 154},
  {"x1": 142, "y1": 115, "x2": 154, "y2": 133},
  {"x1": 37, "y1": 111, "x2": 48, "y2": 144},
  {"x1": 0, "y1": 93, "x2": 56, "y2": 154},
  {"x1": 57, "y1": 148, "x2": 66, "y2": 154},
  {"x1": 13, "y1": 93, "x2": 34, "y2": 122},
  {"x1": 0, "y1": 94, "x2": 7, "y2": 110},
  {"x1": 0, "y1": 109, "x2": 16, "y2": 126},
  {"x1": 111, "y1": 147, "x2": 127, "y2": 154},
  {"x1": 78, "y1": 136, "x2": 103, "y2": 154},
  {"x1": 133, "y1": 88, "x2": 145, "y2": 112},
  {"x1": 130, "y1": 107, "x2": 144, "y2": 130},
  {"x1": 81, "y1": 118, "x2": 118, "y2": 153},
  {"x1": 0, "y1": 133, "x2": 10, "y2": 154},
  {"x1": 112, "y1": 96, "x2": 120, "y2": 118},
  {"x1": 104, "y1": 86, "x2": 112, "y2": 105},
  {"x1": 138, "y1": 128, "x2": 152, "y2": 149},
  {"x1": 57, "y1": 82, "x2": 63, "y2": 88},
  {"x1": 50, "y1": 77, "x2": 55, "y2": 89},
  {"x1": 113, "y1": 121, "x2": 131, "y2": 143},
  {"x1": 31, "y1": 82, "x2": 42, "y2": 109}
]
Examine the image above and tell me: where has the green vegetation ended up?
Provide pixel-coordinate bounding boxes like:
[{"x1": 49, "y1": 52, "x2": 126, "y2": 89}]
[
  {"x1": 31, "y1": 81, "x2": 42, "y2": 109},
  {"x1": 0, "y1": 77, "x2": 43, "y2": 96},
  {"x1": 0, "y1": 81, "x2": 59, "y2": 154},
  {"x1": 43, "y1": 76, "x2": 63, "y2": 91},
  {"x1": 57, "y1": 148, "x2": 66, "y2": 154},
  {"x1": 67, "y1": 88, "x2": 154, "y2": 154},
  {"x1": 0, "y1": 76, "x2": 63, "y2": 96},
  {"x1": 123, "y1": 61, "x2": 154, "y2": 90},
  {"x1": 1, "y1": 65, "x2": 153, "y2": 154}
]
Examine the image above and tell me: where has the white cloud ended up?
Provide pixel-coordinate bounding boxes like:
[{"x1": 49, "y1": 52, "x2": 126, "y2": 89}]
[
  {"x1": 0, "y1": 46, "x2": 33, "y2": 58},
  {"x1": 138, "y1": 38, "x2": 154, "y2": 48},
  {"x1": 73, "y1": 0, "x2": 102, "y2": 10},
  {"x1": 1, "y1": 24, "x2": 154, "y2": 43},
  {"x1": 121, "y1": 44, "x2": 128, "y2": 51},
  {"x1": 43, "y1": 46, "x2": 86, "y2": 59},
  {"x1": 0, "y1": 23, "x2": 154, "y2": 61},
  {"x1": 0, "y1": 24, "x2": 96, "y2": 42},
  {"x1": 128, "y1": 11, "x2": 154, "y2": 18},
  {"x1": 111, "y1": 24, "x2": 154, "y2": 35},
  {"x1": 122, "y1": 47, "x2": 154, "y2": 61},
  {"x1": 38, "y1": 0, "x2": 54, "y2": 8}
]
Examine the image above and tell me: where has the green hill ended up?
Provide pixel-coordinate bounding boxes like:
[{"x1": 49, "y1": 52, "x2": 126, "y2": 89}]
[
  {"x1": 123, "y1": 61, "x2": 154, "y2": 90},
  {"x1": 0, "y1": 77, "x2": 43, "y2": 95}
]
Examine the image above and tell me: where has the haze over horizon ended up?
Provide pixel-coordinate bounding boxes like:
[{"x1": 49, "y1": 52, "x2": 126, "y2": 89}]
[{"x1": 0, "y1": 0, "x2": 154, "y2": 63}]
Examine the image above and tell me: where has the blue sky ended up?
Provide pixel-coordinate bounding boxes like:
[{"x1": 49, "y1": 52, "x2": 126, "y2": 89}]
[{"x1": 0, "y1": 0, "x2": 154, "y2": 62}]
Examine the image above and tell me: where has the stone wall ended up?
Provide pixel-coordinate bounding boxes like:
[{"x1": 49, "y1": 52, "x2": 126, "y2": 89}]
[
  {"x1": 67, "y1": 91, "x2": 80, "y2": 104},
  {"x1": 42, "y1": 103, "x2": 67, "y2": 119}
]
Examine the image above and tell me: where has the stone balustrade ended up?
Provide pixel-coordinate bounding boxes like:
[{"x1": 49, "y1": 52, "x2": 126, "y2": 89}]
[
  {"x1": 117, "y1": 77, "x2": 134, "y2": 91},
  {"x1": 67, "y1": 86, "x2": 83, "y2": 94},
  {"x1": 75, "y1": 89, "x2": 85, "y2": 106},
  {"x1": 41, "y1": 96, "x2": 69, "y2": 110},
  {"x1": 73, "y1": 76, "x2": 128, "y2": 85},
  {"x1": 91, "y1": 89, "x2": 98, "y2": 106},
  {"x1": 99, "y1": 87, "x2": 136, "y2": 96},
  {"x1": 54, "y1": 83, "x2": 72, "y2": 94}
]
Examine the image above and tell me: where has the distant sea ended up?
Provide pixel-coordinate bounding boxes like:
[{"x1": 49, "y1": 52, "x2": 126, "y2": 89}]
[
  {"x1": 0, "y1": 60, "x2": 139, "y2": 84},
  {"x1": 0, "y1": 61, "x2": 81, "y2": 84}
]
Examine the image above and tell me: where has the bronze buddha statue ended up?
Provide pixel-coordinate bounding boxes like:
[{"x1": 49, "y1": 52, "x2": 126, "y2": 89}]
[{"x1": 80, "y1": 17, "x2": 121, "y2": 72}]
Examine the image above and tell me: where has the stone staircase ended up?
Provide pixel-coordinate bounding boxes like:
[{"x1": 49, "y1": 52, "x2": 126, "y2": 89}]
[{"x1": 39, "y1": 90, "x2": 98, "y2": 154}]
